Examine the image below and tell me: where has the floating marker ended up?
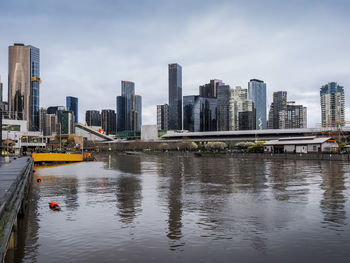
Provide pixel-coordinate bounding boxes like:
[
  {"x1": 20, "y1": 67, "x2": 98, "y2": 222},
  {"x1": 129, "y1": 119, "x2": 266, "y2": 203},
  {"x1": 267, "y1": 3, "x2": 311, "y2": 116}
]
[
  {"x1": 37, "y1": 177, "x2": 42, "y2": 182},
  {"x1": 49, "y1": 201, "x2": 61, "y2": 210}
]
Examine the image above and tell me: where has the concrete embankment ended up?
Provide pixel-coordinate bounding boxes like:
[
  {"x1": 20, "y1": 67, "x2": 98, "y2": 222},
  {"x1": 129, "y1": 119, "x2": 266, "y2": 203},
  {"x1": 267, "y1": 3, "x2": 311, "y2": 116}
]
[
  {"x1": 194, "y1": 152, "x2": 350, "y2": 161},
  {"x1": 0, "y1": 157, "x2": 33, "y2": 262}
]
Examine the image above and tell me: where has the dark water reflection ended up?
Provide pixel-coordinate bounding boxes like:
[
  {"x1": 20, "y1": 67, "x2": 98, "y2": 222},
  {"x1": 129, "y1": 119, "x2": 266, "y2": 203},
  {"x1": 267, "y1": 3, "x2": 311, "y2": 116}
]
[{"x1": 13, "y1": 154, "x2": 350, "y2": 263}]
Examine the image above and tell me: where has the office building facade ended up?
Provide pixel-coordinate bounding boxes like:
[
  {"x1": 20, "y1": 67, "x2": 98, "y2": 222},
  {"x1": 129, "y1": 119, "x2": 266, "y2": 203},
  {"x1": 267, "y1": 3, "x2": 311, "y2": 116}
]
[
  {"x1": 320, "y1": 82, "x2": 345, "y2": 127},
  {"x1": 116, "y1": 81, "x2": 142, "y2": 132},
  {"x1": 60, "y1": 110, "x2": 75, "y2": 134},
  {"x1": 66, "y1": 96, "x2": 78, "y2": 123},
  {"x1": 168, "y1": 63, "x2": 182, "y2": 130},
  {"x1": 102, "y1": 109, "x2": 116, "y2": 135},
  {"x1": 8, "y1": 43, "x2": 41, "y2": 131},
  {"x1": 183, "y1": 95, "x2": 217, "y2": 132},
  {"x1": 248, "y1": 79, "x2": 267, "y2": 130},
  {"x1": 216, "y1": 84, "x2": 230, "y2": 131},
  {"x1": 268, "y1": 91, "x2": 307, "y2": 129},
  {"x1": 8, "y1": 44, "x2": 31, "y2": 127},
  {"x1": 157, "y1": 104, "x2": 169, "y2": 131},
  {"x1": 86, "y1": 110, "x2": 101, "y2": 126},
  {"x1": 267, "y1": 91, "x2": 287, "y2": 129},
  {"x1": 229, "y1": 86, "x2": 255, "y2": 130},
  {"x1": 199, "y1": 79, "x2": 223, "y2": 98},
  {"x1": 131, "y1": 94, "x2": 142, "y2": 131},
  {"x1": 28, "y1": 45, "x2": 40, "y2": 131}
]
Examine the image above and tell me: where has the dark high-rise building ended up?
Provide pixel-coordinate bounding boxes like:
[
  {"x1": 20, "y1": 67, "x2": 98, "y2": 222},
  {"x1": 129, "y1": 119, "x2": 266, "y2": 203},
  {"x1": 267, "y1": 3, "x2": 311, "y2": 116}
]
[
  {"x1": 239, "y1": 111, "x2": 256, "y2": 130},
  {"x1": 60, "y1": 110, "x2": 75, "y2": 134},
  {"x1": 116, "y1": 96, "x2": 126, "y2": 132},
  {"x1": 39, "y1": 107, "x2": 47, "y2": 134},
  {"x1": 183, "y1": 95, "x2": 217, "y2": 132},
  {"x1": 216, "y1": 84, "x2": 230, "y2": 131},
  {"x1": 28, "y1": 45, "x2": 40, "y2": 131},
  {"x1": 47, "y1": 106, "x2": 65, "y2": 115},
  {"x1": 131, "y1": 95, "x2": 142, "y2": 131},
  {"x1": 116, "y1": 81, "x2": 142, "y2": 132},
  {"x1": 268, "y1": 91, "x2": 307, "y2": 129},
  {"x1": 199, "y1": 79, "x2": 223, "y2": 98},
  {"x1": 0, "y1": 77, "x2": 3, "y2": 105},
  {"x1": 85, "y1": 110, "x2": 101, "y2": 126},
  {"x1": 0, "y1": 78, "x2": 2, "y2": 149},
  {"x1": 248, "y1": 79, "x2": 267, "y2": 130},
  {"x1": 168, "y1": 63, "x2": 182, "y2": 130},
  {"x1": 102, "y1": 109, "x2": 116, "y2": 135},
  {"x1": 268, "y1": 91, "x2": 287, "y2": 129},
  {"x1": 66, "y1": 96, "x2": 78, "y2": 123},
  {"x1": 157, "y1": 104, "x2": 169, "y2": 131}
]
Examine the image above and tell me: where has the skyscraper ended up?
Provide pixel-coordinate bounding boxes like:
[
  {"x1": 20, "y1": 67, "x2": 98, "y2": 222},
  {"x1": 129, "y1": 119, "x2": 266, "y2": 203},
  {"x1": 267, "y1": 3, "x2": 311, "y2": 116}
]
[
  {"x1": 28, "y1": 45, "x2": 41, "y2": 131},
  {"x1": 199, "y1": 79, "x2": 223, "y2": 98},
  {"x1": 102, "y1": 109, "x2": 116, "y2": 135},
  {"x1": 8, "y1": 44, "x2": 30, "y2": 126},
  {"x1": 248, "y1": 79, "x2": 267, "y2": 130},
  {"x1": 116, "y1": 81, "x2": 142, "y2": 132},
  {"x1": 131, "y1": 94, "x2": 142, "y2": 131},
  {"x1": 216, "y1": 84, "x2": 230, "y2": 131},
  {"x1": 60, "y1": 110, "x2": 75, "y2": 134},
  {"x1": 183, "y1": 95, "x2": 217, "y2": 132},
  {"x1": 8, "y1": 43, "x2": 41, "y2": 131},
  {"x1": 320, "y1": 82, "x2": 345, "y2": 127},
  {"x1": 39, "y1": 107, "x2": 47, "y2": 134},
  {"x1": 157, "y1": 104, "x2": 169, "y2": 131},
  {"x1": 66, "y1": 96, "x2": 78, "y2": 123},
  {"x1": 229, "y1": 86, "x2": 255, "y2": 131},
  {"x1": 267, "y1": 91, "x2": 287, "y2": 129},
  {"x1": 86, "y1": 110, "x2": 101, "y2": 126},
  {"x1": 268, "y1": 91, "x2": 306, "y2": 129},
  {"x1": 168, "y1": 63, "x2": 182, "y2": 130},
  {"x1": 0, "y1": 76, "x2": 3, "y2": 105}
]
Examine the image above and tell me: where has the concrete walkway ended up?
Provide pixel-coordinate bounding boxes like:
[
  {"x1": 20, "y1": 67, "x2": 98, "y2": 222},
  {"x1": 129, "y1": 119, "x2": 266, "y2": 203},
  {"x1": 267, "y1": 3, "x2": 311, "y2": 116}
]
[{"x1": 0, "y1": 157, "x2": 31, "y2": 207}]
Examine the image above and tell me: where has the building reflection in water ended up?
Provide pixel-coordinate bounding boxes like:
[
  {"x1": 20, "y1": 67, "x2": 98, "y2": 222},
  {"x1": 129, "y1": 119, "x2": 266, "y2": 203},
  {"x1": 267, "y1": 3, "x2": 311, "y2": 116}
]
[
  {"x1": 266, "y1": 159, "x2": 310, "y2": 202},
  {"x1": 157, "y1": 155, "x2": 185, "y2": 250},
  {"x1": 320, "y1": 161, "x2": 347, "y2": 229},
  {"x1": 110, "y1": 154, "x2": 143, "y2": 224}
]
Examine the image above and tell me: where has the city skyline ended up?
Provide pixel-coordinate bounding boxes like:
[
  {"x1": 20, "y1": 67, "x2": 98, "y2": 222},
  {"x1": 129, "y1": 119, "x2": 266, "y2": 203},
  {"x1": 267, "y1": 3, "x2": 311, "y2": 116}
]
[{"x1": 0, "y1": 0, "x2": 349, "y2": 127}]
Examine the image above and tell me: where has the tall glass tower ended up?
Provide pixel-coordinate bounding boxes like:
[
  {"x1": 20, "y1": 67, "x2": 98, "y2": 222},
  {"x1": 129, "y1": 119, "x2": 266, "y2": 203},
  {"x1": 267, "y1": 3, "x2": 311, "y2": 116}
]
[
  {"x1": 116, "y1": 81, "x2": 142, "y2": 132},
  {"x1": 28, "y1": 45, "x2": 40, "y2": 131},
  {"x1": 66, "y1": 96, "x2": 78, "y2": 123},
  {"x1": 248, "y1": 79, "x2": 267, "y2": 130},
  {"x1": 168, "y1": 63, "x2": 182, "y2": 130}
]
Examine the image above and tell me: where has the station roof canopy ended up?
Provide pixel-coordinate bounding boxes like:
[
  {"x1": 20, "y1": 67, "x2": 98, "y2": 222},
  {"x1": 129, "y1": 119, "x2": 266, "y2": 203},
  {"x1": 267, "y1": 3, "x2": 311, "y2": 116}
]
[{"x1": 264, "y1": 137, "x2": 334, "y2": 146}]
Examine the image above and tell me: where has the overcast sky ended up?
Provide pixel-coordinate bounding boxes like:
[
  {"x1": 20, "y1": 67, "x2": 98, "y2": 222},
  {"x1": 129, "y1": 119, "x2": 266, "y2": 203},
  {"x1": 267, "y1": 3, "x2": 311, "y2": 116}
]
[{"x1": 0, "y1": 0, "x2": 349, "y2": 127}]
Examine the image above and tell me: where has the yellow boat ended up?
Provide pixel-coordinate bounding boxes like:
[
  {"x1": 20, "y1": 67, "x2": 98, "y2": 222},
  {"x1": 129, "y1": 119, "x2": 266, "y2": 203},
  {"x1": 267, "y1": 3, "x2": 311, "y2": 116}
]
[{"x1": 32, "y1": 153, "x2": 83, "y2": 163}]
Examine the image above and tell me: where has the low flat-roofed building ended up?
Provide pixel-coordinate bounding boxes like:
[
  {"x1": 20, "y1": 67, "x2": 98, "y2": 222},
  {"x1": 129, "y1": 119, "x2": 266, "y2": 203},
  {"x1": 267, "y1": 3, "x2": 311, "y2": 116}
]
[
  {"x1": 2, "y1": 119, "x2": 45, "y2": 154},
  {"x1": 264, "y1": 136, "x2": 338, "y2": 154}
]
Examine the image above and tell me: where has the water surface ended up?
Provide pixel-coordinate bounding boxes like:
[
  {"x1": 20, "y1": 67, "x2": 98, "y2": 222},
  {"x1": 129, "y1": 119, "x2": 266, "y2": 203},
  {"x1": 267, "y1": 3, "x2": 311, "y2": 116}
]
[{"x1": 15, "y1": 154, "x2": 350, "y2": 262}]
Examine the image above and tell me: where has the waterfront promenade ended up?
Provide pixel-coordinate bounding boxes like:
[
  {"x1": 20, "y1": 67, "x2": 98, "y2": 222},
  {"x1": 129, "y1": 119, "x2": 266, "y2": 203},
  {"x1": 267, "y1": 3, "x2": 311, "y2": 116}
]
[{"x1": 0, "y1": 157, "x2": 33, "y2": 262}]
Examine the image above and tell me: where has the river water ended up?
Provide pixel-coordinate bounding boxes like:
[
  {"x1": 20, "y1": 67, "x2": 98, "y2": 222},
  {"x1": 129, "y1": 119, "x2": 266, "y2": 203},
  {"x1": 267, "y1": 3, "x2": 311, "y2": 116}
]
[{"x1": 13, "y1": 154, "x2": 350, "y2": 262}]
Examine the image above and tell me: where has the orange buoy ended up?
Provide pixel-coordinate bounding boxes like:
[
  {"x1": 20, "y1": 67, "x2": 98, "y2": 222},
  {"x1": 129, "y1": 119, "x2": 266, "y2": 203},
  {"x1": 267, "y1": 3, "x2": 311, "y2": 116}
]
[
  {"x1": 49, "y1": 201, "x2": 60, "y2": 210},
  {"x1": 37, "y1": 177, "x2": 42, "y2": 182},
  {"x1": 33, "y1": 169, "x2": 36, "y2": 172}
]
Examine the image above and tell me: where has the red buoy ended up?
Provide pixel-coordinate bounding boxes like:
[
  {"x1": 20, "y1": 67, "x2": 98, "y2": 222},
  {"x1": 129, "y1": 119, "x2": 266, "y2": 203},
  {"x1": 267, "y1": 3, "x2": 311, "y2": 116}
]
[
  {"x1": 33, "y1": 169, "x2": 36, "y2": 172},
  {"x1": 49, "y1": 202, "x2": 60, "y2": 210},
  {"x1": 37, "y1": 177, "x2": 42, "y2": 182}
]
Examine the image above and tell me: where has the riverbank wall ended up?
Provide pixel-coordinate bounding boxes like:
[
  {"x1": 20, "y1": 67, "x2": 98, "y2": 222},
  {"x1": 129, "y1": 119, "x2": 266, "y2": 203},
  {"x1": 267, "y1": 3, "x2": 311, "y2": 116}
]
[{"x1": 0, "y1": 157, "x2": 34, "y2": 263}]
